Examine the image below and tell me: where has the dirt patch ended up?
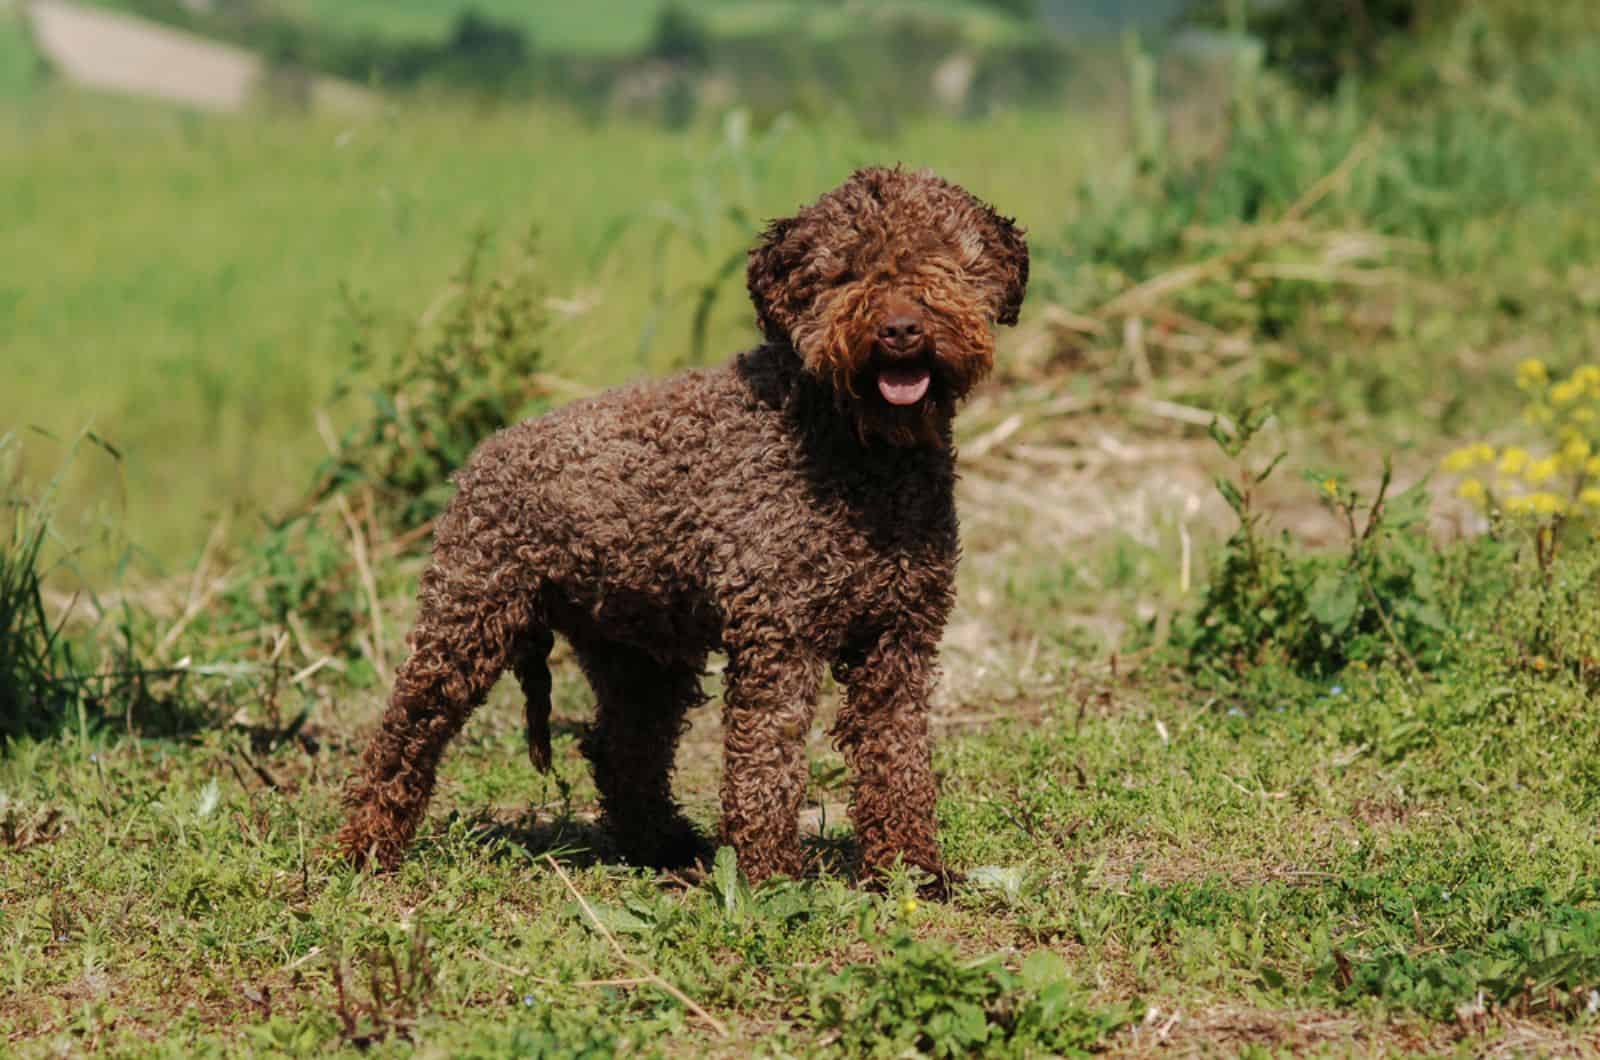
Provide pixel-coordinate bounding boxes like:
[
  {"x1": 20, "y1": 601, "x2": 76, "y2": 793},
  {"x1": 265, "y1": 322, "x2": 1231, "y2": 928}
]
[
  {"x1": 30, "y1": 0, "x2": 262, "y2": 110},
  {"x1": 1114, "y1": 1002, "x2": 1600, "y2": 1058},
  {"x1": 27, "y1": 0, "x2": 373, "y2": 112}
]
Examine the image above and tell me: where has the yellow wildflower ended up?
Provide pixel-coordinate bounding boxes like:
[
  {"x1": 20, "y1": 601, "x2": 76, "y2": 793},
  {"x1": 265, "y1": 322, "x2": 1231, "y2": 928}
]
[
  {"x1": 1505, "y1": 493, "x2": 1567, "y2": 516},
  {"x1": 1517, "y1": 358, "x2": 1549, "y2": 389},
  {"x1": 1572, "y1": 407, "x2": 1597, "y2": 425},
  {"x1": 1581, "y1": 487, "x2": 1600, "y2": 509},
  {"x1": 1320, "y1": 477, "x2": 1340, "y2": 498},
  {"x1": 1588, "y1": 455, "x2": 1600, "y2": 476},
  {"x1": 1455, "y1": 479, "x2": 1487, "y2": 506},
  {"x1": 1516, "y1": 492, "x2": 1567, "y2": 515},
  {"x1": 1551, "y1": 379, "x2": 1584, "y2": 405},
  {"x1": 1575, "y1": 365, "x2": 1600, "y2": 393},
  {"x1": 1524, "y1": 456, "x2": 1561, "y2": 484},
  {"x1": 1497, "y1": 447, "x2": 1529, "y2": 475},
  {"x1": 901, "y1": 898, "x2": 919, "y2": 916},
  {"x1": 1524, "y1": 403, "x2": 1554, "y2": 426},
  {"x1": 1441, "y1": 444, "x2": 1494, "y2": 472},
  {"x1": 1562, "y1": 436, "x2": 1593, "y2": 470}
]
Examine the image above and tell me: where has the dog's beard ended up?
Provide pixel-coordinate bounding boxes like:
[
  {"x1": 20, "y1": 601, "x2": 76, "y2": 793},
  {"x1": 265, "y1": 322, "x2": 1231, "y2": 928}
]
[{"x1": 836, "y1": 357, "x2": 957, "y2": 448}]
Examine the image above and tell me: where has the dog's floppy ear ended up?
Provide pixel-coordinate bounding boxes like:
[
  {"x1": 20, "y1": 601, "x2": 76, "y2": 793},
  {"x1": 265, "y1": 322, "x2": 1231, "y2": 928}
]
[
  {"x1": 747, "y1": 216, "x2": 802, "y2": 343},
  {"x1": 989, "y1": 210, "x2": 1029, "y2": 327}
]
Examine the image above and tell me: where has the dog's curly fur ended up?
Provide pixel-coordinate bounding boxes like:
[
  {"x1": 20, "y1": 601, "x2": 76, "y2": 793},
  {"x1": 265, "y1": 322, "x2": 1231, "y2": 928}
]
[{"x1": 337, "y1": 166, "x2": 1027, "y2": 888}]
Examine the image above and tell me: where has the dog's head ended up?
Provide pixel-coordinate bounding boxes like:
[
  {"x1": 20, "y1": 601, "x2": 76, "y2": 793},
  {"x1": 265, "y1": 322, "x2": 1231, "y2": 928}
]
[{"x1": 747, "y1": 167, "x2": 1028, "y2": 447}]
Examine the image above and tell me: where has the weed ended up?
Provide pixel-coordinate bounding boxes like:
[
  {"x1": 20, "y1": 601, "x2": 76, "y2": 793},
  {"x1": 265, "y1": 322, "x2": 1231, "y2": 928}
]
[
  {"x1": 1174, "y1": 409, "x2": 1456, "y2": 686},
  {"x1": 1441, "y1": 359, "x2": 1600, "y2": 572},
  {"x1": 327, "y1": 928, "x2": 437, "y2": 1048},
  {"x1": 207, "y1": 228, "x2": 554, "y2": 665},
  {"x1": 0, "y1": 432, "x2": 80, "y2": 744},
  {"x1": 321, "y1": 225, "x2": 552, "y2": 535},
  {"x1": 0, "y1": 432, "x2": 207, "y2": 745},
  {"x1": 1327, "y1": 906, "x2": 1600, "y2": 1022},
  {"x1": 809, "y1": 927, "x2": 1136, "y2": 1058}
]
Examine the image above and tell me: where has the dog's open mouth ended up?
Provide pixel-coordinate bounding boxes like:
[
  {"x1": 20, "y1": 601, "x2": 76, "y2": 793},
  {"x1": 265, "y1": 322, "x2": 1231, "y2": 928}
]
[{"x1": 876, "y1": 363, "x2": 932, "y2": 406}]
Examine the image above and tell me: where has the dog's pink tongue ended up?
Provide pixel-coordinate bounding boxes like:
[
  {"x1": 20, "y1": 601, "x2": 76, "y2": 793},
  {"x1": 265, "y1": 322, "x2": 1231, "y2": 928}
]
[{"x1": 877, "y1": 365, "x2": 931, "y2": 406}]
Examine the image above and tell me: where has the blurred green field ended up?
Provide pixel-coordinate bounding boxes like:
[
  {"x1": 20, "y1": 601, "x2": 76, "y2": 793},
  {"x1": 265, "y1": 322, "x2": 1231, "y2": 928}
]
[
  {"x1": 1, "y1": 94, "x2": 1101, "y2": 567},
  {"x1": 0, "y1": 10, "x2": 42, "y2": 99},
  {"x1": 275, "y1": 0, "x2": 1029, "y2": 52}
]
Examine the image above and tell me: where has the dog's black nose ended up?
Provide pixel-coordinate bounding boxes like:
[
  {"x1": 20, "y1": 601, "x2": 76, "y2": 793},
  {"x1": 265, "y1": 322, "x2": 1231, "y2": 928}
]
[{"x1": 877, "y1": 315, "x2": 924, "y2": 351}]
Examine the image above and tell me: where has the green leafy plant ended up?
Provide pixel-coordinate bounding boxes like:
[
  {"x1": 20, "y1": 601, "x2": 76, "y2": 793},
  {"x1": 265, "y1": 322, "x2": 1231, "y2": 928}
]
[
  {"x1": 1297, "y1": 459, "x2": 1446, "y2": 674},
  {"x1": 0, "y1": 432, "x2": 84, "y2": 744},
  {"x1": 1326, "y1": 906, "x2": 1600, "y2": 1021},
  {"x1": 1176, "y1": 409, "x2": 1457, "y2": 684},
  {"x1": 321, "y1": 225, "x2": 552, "y2": 535},
  {"x1": 211, "y1": 228, "x2": 553, "y2": 660},
  {"x1": 0, "y1": 432, "x2": 208, "y2": 745},
  {"x1": 809, "y1": 927, "x2": 1135, "y2": 1058}
]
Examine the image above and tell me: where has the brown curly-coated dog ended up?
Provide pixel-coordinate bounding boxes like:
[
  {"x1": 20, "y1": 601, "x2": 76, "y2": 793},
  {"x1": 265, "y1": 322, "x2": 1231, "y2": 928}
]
[{"x1": 337, "y1": 166, "x2": 1028, "y2": 890}]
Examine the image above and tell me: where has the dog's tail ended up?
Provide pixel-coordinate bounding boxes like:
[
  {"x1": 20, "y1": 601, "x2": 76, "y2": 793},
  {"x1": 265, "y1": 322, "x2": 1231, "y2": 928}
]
[
  {"x1": 512, "y1": 628, "x2": 556, "y2": 771},
  {"x1": 526, "y1": 696, "x2": 552, "y2": 771}
]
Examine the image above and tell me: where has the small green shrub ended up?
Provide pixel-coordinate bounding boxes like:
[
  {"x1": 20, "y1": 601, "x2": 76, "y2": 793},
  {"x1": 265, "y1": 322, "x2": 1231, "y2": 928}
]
[
  {"x1": 1174, "y1": 410, "x2": 1475, "y2": 684},
  {"x1": 320, "y1": 226, "x2": 550, "y2": 534},
  {"x1": 1328, "y1": 907, "x2": 1600, "y2": 1020},
  {"x1": 809, "y1": 929, "x2": 1135, "y2": 1058},
  {"x1": 213, "y1": 228, "x2": 552, "y2": 659},
  {"x1": 649, "y1": 3, "x2": 710, "y2": 67},
  {"x1": 0, "y1": 433, "x2": 205, "y2": 746},
  {"x1": 1185, "y1": 0, "x2": 1426, "y2": 96},
  {"x1": 0, "y1": 434, "x2": 80, "y2": 744}
]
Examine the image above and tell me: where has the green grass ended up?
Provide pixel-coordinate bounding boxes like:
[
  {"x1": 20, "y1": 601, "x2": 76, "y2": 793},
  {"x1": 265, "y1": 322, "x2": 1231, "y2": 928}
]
[
  {"x1": 0, "y1": 10, "x2": 42, "y2": 100},
  {"x1": 273, "y1": 0, "x2": 1032, "y2": 54},
  {"x1": 7, "y1": 535, "x2": 1600, "y2": 1054}
]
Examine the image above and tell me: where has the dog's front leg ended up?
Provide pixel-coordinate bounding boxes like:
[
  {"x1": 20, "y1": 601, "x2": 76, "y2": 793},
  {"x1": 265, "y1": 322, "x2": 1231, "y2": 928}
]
[
  {"x1": 831, "y1": 630, "x2": 952, "y2": 894},
  {"x1": 719, "y1": 640, "x2": 821, "y2": 883}
]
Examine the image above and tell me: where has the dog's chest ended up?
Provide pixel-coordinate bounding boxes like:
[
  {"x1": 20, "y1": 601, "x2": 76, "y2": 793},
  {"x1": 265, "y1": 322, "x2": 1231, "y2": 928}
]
[{"x1": 702, "y1": 441, "x2": 958, "y2": 642}]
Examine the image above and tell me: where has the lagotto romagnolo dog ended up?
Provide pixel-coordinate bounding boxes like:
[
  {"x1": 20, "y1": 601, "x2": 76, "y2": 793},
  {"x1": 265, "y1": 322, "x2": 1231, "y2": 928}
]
[{"x1": 337, "y1": 167, "x2": 1028, "y2": 892}]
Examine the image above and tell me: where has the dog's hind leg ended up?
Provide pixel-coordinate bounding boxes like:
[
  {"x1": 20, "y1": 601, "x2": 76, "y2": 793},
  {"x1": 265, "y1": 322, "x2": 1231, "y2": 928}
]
[
  {"x1": 337, "y1": 555, "x2": 533, "y2": 872},
  {"x1": 512, "y1": 627, "x2": 556, "y2": 771},
  {"x1": 572, "y1": 637, "x2": 709, "y2": 870}
]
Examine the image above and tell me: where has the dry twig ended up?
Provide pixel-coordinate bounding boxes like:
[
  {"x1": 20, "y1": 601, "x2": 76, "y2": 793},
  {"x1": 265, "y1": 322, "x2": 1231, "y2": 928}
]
[
  {"x1": 335, "y1": 493, "x2": 387, "y2": 675},
  {"x1": 543, "y1": 855, "x2": 729, "y2": 1037}
]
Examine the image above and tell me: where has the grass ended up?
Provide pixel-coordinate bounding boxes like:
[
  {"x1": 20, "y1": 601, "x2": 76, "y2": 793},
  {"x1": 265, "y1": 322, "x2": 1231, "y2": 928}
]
[
  {"x1": 271, "y1": 0, "x2": 1034, "y2": 54},
  {"x1": 0, "y1": 8, "x2": 42, "y2": 100},
  {"x1": 8, "y1": 536, "x2": 1600, "y2": 1054},
  {"x1": 9, "y1": 4, "x2": 1600, "y2": 1054}
]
